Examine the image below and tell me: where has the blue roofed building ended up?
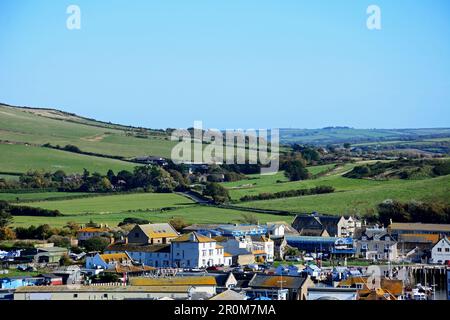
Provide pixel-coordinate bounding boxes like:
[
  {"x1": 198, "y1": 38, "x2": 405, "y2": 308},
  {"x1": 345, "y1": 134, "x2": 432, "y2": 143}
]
[{"x1": 286, "y1": 236, "x2": 355, "y2": 257}]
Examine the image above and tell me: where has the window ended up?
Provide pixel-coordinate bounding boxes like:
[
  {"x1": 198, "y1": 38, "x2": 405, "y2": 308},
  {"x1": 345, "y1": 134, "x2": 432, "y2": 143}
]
[
  {"x1": 445, "y1": 248, "x2": 449, "y2": 252},
  {"x1": 202, "y1": 250, "x2": 207, "y2": 257},
  {"x1": 73, "y1": 294, "x2": 78, "y2": 298},
  {"x1": 103, "y1": 294, "x2": 108, "y2": 298},
  {"x1": 438, "y1": 248, "x2": 442, "y2": 252},
  {"x1": 135, "y1": 232, "x2": 139, "y2": 238}
]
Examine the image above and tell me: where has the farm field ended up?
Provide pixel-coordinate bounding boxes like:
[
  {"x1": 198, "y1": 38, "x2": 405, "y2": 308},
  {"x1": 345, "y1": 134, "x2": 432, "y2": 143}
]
[
  {"x1": 238, "y1": 174, "x2": 450, "y2": 215},
  {"x1": 222, "y1": 163, "x2": 370, "y2": 200},
  {"x1": 11, "y1": 204, "x2": 291, "y2": 228},
  {"x1": 21, "y1": 192, "x2": 195, "y2": 215},
  {"x1": 0, "y1": 143, "x2": 138, "y2": 174},
  {"x1": 0, "y1": 191, "x2": 93, "y2": 202}
]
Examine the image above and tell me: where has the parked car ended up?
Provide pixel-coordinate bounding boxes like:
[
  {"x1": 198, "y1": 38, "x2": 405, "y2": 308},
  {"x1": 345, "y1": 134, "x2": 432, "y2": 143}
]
[{"x1": 285, "y1": 255, "x2": 301, "y2": 262}]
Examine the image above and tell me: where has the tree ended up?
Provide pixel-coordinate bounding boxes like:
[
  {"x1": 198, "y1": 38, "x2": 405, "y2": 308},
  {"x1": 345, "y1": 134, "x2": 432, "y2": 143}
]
[
  {"x1": 204, "y1": 182, "x2": 230, "y2": 204},
  {"x1": 0, "y1": 201, "x2": 13, "y2": 228},
  {"x1": 0, "y1": 227, "x2": 16, "y2": 240},
  {"x1": 169, "y1": 217, "x2": 189, "y2": 232},
  {"x1": 59, "y1": 253, "x2": 73, "y2": 266},
  {"x1": 284, "y1": 160, "x2": 309, "y2": 181},
  {"x1": 83, "y1": 236, "x2": 110, "y2": 252},
  {"x1": 238, "y1": 213, "x2": 258, "y2": 225}
]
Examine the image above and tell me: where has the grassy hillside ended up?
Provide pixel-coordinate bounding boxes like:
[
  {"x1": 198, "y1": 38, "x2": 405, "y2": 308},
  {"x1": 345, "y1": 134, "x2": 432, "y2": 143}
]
[
  {"x1": 237, "y1": 174, "x2": 450, "y2": 215},
  {"x1": 280, "y1": 127, "x2": 450, "y2": 146},
  {"x1": 0, "y1": 143, "x2": 138, "y2": 174},
  {"x1": 0, "y1": 104, "x2": 176, "y2": 158},
  {"x1": 22, "y1": 193, "x2": 195, "y2": 215},
  {"x1": 11, "y1": 203, "x2": 289, "y2": 228}
]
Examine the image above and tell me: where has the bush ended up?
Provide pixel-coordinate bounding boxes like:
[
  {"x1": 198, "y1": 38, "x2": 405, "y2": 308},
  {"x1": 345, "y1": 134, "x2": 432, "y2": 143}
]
[
  {"x1": 83, "y1": 236, "x2": 110, "y2": 252},
  {"x1": 118, "y1": 217, "x2": 150, "y2": 226},
  {"x1": 240, "y1": 186, "x2": 334, "y2": 202}
]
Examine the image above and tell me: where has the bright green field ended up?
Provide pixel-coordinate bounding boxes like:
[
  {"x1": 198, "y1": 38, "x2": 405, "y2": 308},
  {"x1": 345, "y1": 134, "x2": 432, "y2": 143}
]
[
  {"x1": 0, "y1": 191, "x2": 93, "y2": 202},
  {"x1": 222, "y1": 163, "x2": 359, "y2": 200},
  {"x1": 0, "y1": 143, "x2": 138, "y2": 174},
  {"x1": 239, "y1": 174, "x2": 450, "y2": 215},
  {"x1": 21, "y1": 192, "x2": 195, "y2": 215},
  {"x1": 11, "y1": 204, "x2": 291, "y2": 228}
]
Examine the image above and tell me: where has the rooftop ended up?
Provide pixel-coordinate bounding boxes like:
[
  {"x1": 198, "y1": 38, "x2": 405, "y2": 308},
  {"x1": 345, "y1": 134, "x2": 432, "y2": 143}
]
[
  {"x1": 106, "y1": 244, "x2": 170, "y2": 253},
  {"x1": 171, "y1": 232, "x2": 215, "y2": 243},
  {"x1": 389, "y1": 222, "x2": 450, "y2": 233},
  {"x1": 137, "y1": 223, "x2": 179, "y2": 239},
  {"x1": 14, "y1": 285, "x2": 191, "y2": 293},
  {"x1": 130, "y1": 276, "x2": 217, "y2": 286}
]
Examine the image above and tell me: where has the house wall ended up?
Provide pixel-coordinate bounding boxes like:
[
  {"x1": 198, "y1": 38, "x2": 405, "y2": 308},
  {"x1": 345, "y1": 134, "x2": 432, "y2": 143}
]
[
  {"x1": 127, "y1": 226, "x2": 150, "y2": 244},
  {"x1": 431, "y1": 239, "x2": 450, "y2": 264},
  {"x1": 171, "y1": 241, "x2": 224, "y2": 268}
]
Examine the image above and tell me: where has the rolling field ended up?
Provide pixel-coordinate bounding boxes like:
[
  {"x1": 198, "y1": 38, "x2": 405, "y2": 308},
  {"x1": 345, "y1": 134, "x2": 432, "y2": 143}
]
[
  {"x1": 238, "y1": 174, "x2": 450, "y2": 215},
  {"x1": 11, "y1": 204, "x2": 291, "y2": 228},
  {"x1": 21, "y1": 193, "x2": 195, "y2": 215},
  {"x1": 0, "y1": 191, "x2": 93, "y2": 202},
  {"x1": 0, "y1": 143, "x2": 138, "y2": 174}
]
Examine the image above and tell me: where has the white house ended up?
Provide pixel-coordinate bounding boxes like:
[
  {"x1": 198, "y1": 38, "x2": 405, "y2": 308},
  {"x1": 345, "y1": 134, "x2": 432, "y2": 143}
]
[
  {"x1": 85, "y1": 252, "x2": 133, "y2": 269},
  {"x1": 105, "y1": 244, "x2": 171, "y2": 268},
  {"x1": 170, "y1": 232, "x2": 226, "y2": 268},
  {"x1": 431, "y1": 237, "x2": 450, "y2": 264}
]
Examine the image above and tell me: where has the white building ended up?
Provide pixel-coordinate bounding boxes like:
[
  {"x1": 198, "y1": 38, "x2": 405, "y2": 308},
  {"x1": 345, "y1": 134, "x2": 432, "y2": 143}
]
[
  {"x1": 105, "y1": 244, "x2": 171, "y2": 268},
  {"x1": 431, "y1": 237, "x2": 450, "y2": 264},
  {"x1": 85, "y1": 252, "x2": 133, "y2": 269},
  {"x1": 170, "y1": 232, "x2": 227, "y2": 268}
]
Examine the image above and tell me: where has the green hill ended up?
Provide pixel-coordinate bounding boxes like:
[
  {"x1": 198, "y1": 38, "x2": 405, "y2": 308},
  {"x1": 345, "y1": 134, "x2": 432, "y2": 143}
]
[{"x1": 0, "y1": 103, "x2": 176, "y2": 159}]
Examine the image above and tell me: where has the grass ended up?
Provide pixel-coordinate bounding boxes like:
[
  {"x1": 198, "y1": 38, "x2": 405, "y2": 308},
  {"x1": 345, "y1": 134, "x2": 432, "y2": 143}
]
[
  {"x1": 238, "y1": 174, "x2": 450, "y2": 215},
  {"x1": 11, "y1": 204, "x2": 292, "y2": 228},
  {"x1": 0, "y1": 269, "x2": 42, "y2": 279},
  {"x1": 0, "y1": 104, "x2": 177, "y2": 158},
  {"x1": 20, "y1": 192, "x2": 195, "y2": 215},
  {"x1": 0, "y1": 191, "x2": 94, "y2": 202},
  {"x1": 0, "y1": 143, "x2": 138, "y2": 174}
]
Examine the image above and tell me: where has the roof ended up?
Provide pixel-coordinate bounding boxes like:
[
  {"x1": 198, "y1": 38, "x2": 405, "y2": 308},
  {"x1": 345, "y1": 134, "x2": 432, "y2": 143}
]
[
  {"x1": 104, "y1": 265, "x2": 156, "y2": 273},
  {"x1": 106, "y1": 244, "x2": 170, "y2": 253},
  {"x1": 183, "y1": 224, "x2": 223, "y2": 232},
  {"x1": 136, "y1": 223, "x2": 179, "y2": 239},
  {"x1": 358, "y1": 288, "x2": 397, "y2": 300},
  {"x1": 171, "y1": 232, "x2": 215, "y2": 243},
  {"x1": 210, "y1": 289, "x2": 247, "y2": 300},
  {"x1": 250, "y1": 235, "x2": 272, "y2": 242},
  {"x1": 248, "y1": 274, "x2": 307, "y2": 290},
  {"x1": 130, "y1": 276, "x2": 217, "y2": 286},
  {"x1": 224, "y1": 252, "x2": 232, "y2": 257},
  {"x1": 78, "y1": 227, "x2": 110, "y2": 233},
  {"x1": 399, "y1": 233, "x2": 440, "y2": 244},
  {"x1": 292, "y1": 214, "x2": 343, "y2": 237},
  {"x1": 14, "y1": 285, "x2": 191, "y2": 293},
  {"x1": 389, "y1": 222, "x2": 450, "y2": 233},
  {"x1": 99, "y1": 253, "x2": 131, "y2": 263},
  {"x1": 338, "y1": 277, "x2": 403, "y2": 296}
]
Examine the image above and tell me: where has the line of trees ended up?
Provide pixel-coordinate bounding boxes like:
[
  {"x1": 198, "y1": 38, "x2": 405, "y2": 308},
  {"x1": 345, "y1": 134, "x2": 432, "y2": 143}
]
[
  {"x1": 239, "y1": 186, "x2": 335, "y2": 202},
  {"x1": 376, "y1": 200, "x2": 450, "y2": 225}
]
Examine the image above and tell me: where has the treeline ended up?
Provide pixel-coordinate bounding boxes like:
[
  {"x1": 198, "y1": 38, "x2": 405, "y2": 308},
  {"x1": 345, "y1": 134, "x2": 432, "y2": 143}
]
[
  {"x1": 0, "y1": 165, "x2": 190, "y2": 193},
  {"x1": 344, "y1": 159, "x2": 450, "y2": 179},
  {"x1": 376, "y1": 200, "x2": 450, "y2": 225},
  {"x1": 239, "y1": 186, "x2": 335, "y2": 202},
  {"x1": 0, "y1": 201, "x2": 62, "y2": 217}
]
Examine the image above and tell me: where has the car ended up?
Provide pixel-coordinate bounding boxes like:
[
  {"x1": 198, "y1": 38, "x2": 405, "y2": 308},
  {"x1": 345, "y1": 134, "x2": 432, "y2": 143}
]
[
  {"x1": 206, "y1": 266, "x2": 223, "y2": 271},
  {"x1": 285, "y1": 255, "x2": 301, "y2": 262}
]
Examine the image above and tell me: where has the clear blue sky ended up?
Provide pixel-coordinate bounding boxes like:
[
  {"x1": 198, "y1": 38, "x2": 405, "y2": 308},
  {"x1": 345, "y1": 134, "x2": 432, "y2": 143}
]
[{"x1": 1, "y1": 0, "x2": 449, "y2": 129}]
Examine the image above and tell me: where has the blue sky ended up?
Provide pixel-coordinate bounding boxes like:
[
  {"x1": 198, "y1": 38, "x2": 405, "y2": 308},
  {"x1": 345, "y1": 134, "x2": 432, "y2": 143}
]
[{"x1": 0, "y1": 0, "x2": 449, "y2": 129}]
